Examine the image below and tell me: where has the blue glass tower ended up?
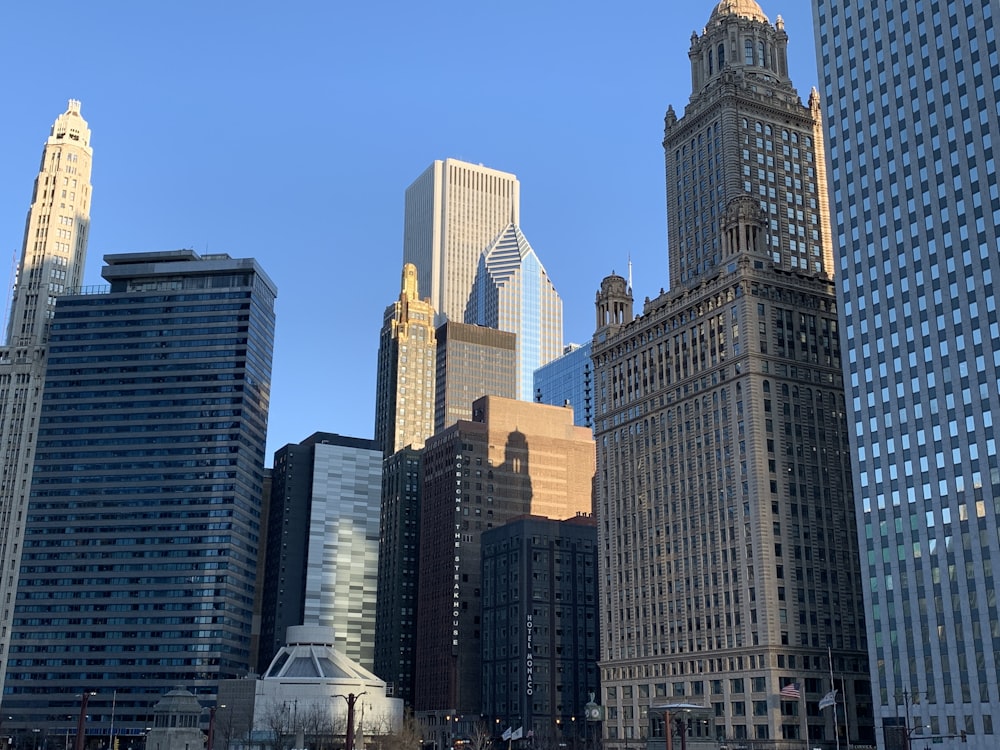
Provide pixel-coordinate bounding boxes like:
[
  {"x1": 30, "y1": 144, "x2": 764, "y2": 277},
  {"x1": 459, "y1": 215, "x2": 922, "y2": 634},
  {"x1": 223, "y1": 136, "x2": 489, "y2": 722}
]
[
  {"x1": 533, "y1": 342, "x2": 593, "y2": 429},
  {"x1": 2, "y1": 250, "x2": 276, "y2": 735},
  {"x1": 814, "y1": 1, "x2": 1000, "y2": 746},
  {"x1": 465, "y1": 224, "x2": 563, "y2": 401}
]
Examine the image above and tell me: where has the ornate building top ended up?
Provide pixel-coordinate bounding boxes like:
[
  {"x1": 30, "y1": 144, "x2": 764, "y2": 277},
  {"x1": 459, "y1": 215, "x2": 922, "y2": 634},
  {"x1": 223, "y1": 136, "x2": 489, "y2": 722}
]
[{"x1": 708, "y1": 0, "x2": 769, "y2": 24}]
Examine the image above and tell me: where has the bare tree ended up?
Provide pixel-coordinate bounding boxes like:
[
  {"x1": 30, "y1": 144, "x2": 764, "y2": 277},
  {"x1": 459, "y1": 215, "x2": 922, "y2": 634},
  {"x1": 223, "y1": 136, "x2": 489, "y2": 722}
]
[
  {"x1": 259, "y1": 699, "x2": 294, "y2": 750},
  {"x1": 468, "y1": 721, "x2": 493, "y2": 750},
  {"x1": 377, "y1": 710, "x2": 423, "y2": 750}
]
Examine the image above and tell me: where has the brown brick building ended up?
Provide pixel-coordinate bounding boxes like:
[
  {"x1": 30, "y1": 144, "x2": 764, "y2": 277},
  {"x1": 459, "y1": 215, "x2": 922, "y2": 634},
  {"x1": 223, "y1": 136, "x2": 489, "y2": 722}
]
[{"x1": 414, "y1": 397, "x2": 595, "y2": 736}]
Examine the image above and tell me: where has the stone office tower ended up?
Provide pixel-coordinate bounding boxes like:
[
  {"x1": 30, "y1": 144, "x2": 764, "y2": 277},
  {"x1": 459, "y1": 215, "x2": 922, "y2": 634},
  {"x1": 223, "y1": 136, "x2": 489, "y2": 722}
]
[
  {"x1": 375, "y1": 263, "x2": 437, "y2": 456},
  {"x1": 814, "y1": 1, "x2": 1000, "y2": 746},
  {"x1": 403, "y1": 159, "x2": 520, "y2": 325},
  {"x1": 0, "y1": 101, "x2": 92, "y2": 695},
  {"x1": 592, "y1": 2, "x2": 871, "y2": 747}
]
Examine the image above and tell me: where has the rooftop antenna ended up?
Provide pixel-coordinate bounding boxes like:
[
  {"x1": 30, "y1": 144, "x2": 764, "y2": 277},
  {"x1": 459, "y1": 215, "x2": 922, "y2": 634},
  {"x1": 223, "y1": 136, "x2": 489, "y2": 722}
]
[
  {"x1": 2, "y1": 249, "x2": 17, "y2": 344},
  {"x1": 627, "y1": 254, "x2": 633, "y2": 294}
]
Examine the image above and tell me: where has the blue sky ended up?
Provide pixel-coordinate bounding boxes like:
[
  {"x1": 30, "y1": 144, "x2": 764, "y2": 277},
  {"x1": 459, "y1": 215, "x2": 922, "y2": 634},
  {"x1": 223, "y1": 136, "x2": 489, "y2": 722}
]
[{"x1": 0, "y1": 1, "x2": 818, "y2": 460}]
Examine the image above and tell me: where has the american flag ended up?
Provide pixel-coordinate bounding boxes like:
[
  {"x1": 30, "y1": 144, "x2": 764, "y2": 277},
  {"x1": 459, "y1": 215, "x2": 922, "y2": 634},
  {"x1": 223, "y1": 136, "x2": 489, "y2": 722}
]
[{"x1": 780, "y1": 682, "x2": 801, "y2": 699}]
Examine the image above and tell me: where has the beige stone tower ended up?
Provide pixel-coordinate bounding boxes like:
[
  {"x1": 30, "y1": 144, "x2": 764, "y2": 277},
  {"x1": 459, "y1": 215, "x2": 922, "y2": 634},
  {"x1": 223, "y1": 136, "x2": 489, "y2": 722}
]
[
  {"x1": 374, "y1": 263, "x2": 437, "y2": 455},
  {"x1": 402, "y1": 159, "x2": 520, "y2": 325},
  {"x1": 0, "y1": 100, "x2": 92, "y2": 692},
  {"x1": 594, "y1": 2, "x2": 871, "y2": 746}
]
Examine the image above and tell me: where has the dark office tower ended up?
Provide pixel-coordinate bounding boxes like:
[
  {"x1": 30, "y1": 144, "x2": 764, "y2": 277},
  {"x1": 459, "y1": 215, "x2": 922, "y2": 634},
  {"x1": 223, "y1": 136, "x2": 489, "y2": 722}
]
[
  {"x1": 0, "y1": 101, "x2": 93, "y2": 694},
  {"x1": 481, "y1": 515, "x2": 600, "y2": 740},
  {"x1": 2, "y1": 250, "x2": 276, "y2": 733},
  {"x1": 814, "y1": 1, "x2": 1000, "y2": 746},
  {"x1": 434, "y1": 321, "x2": 517, "y2": 431},
  {"x1": 414, "y1": 397, "x2": 594, "y2": 734},
  {"x1": 374, "y1": 446, "x2": 423, "y2": 704},
  {"x1": 593, "y1": 3, "x2": 871, "y2": 748},
  {"x1": 375, "y1": 263, "x2": 437, "y2": 456},
  {"x1": 260, "y1": 432, "x2": 382, "y2": 671}
]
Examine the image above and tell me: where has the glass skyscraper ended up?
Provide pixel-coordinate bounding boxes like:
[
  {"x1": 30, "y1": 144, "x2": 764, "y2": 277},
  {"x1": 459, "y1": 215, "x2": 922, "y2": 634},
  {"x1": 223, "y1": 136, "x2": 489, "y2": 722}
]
[
  {"x1": 533, "y1": 342, "x2": 593, "y2": 429},
  {"x1": 466, "y1": 223, "x2": 563, "y2": 401},
  {"x1": 814, "y1": 1, "x2": 1000, "y2": 746},
  {"x1": 2, "y1": 250, "x2": 276, "y2": 735}
]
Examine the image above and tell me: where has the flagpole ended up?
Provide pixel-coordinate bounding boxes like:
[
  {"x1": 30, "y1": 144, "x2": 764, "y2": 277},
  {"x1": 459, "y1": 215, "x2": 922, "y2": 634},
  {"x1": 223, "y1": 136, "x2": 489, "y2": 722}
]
[
  {"x1": 841, "y1": 676, "x2": 851, "y2": 750},
  {"x1": 828, "y1": 648, "x2": 840, "y2": 750},
  {"x1": 799, "y1": 684, "x2": 807, "y2": 750}
]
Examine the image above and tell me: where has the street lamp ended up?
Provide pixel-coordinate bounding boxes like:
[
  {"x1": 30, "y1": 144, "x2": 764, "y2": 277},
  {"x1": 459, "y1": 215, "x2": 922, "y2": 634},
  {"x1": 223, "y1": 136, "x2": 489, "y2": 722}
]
[
  {"x1": 334, "y1": 692, "x2": 367, "y2": 750},
  {"x1": 74, "y1": 692, "x2": 97, "y2": 750},
  {"x1": 206, "y1": 704, "x2": 226, "y2": 750},
  {"x1": 31, "y1": 729, "x2": 40, "y2": 750}
]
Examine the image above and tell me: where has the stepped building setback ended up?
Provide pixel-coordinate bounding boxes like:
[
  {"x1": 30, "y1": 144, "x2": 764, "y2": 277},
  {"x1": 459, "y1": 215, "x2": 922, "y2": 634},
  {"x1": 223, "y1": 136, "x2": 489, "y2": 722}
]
[
  {"x1": 0, "y1": 100, "x2": 93, "y2": 697},
  {"x1": 593, "y1": 2, "x2": 871, "y2": 747}
]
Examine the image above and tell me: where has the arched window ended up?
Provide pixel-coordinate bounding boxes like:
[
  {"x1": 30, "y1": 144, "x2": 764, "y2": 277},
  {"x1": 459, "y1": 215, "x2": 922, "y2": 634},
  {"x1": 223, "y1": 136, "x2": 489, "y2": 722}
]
[
  {"x1": 745, "y1": 39, "x2": 754, "y2": 65},
  {"x1": 718, "y1": 43, "x2": 725, "y2": 68},
  {"x1": 759, "y1": 41, "x2": 766, "y2": 66}
]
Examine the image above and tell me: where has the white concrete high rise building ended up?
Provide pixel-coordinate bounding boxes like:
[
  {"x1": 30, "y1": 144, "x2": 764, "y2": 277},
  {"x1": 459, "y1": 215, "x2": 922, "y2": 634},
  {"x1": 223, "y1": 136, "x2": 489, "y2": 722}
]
[
  {"x1": 0, "y1": 100, "x2": 92, "y2": 693},
  {"x1": 402, "y1": 159, "x2": 520, "y2": 324}
]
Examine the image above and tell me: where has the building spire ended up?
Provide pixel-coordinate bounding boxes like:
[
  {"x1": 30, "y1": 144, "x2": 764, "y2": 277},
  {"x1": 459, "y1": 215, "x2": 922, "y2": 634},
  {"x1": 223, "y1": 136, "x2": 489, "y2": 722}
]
[{"x1": 5, "y1": 100, "x2": 93, "y2": 347}]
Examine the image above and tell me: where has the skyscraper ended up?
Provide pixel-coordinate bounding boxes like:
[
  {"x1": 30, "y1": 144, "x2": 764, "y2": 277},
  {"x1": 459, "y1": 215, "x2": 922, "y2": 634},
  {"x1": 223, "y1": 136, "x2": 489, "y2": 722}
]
[
  {"x1": 2, "y1": 250, "x2": 276, "y2": 732},
  {"x1": 664, "y1": 1, "x2": 831, "y2": 286},
  {"x1": 434, "y1": 320, "x2": 517, "y2": 431},
  {"x1": 261, "y1": 433, "x2": 382, "y2": 670},
  {"x1": 414, "y1": 397, "x2": 594, "y2": 728},
  {"x1": 375, "y1": 263, "x2": 437, "y2": 455},
  {"x1": 466, "y1": 223, "x2": 564, "y2": 401},
  {"x1": 374, "y1": 319, "x2": 517, "y2": 704},
  {"x1": 814, "y1": 1, "x2": 1000, "y2": 746},
  {"x1": 403, "y1": 159, "x2": 520, "y2": 324},
  {"x1": 593, "y1": 2, "x2": 871, "y2": 747},
  {"x1": 0, "y1": 100, "x2": 93, "y2": 696},
  {"x1": 374, "y1": 446, "x2": 423, "y2": 704},
  {"x1": 534, "y1": 342, "x2": 594, "y2": 429}
]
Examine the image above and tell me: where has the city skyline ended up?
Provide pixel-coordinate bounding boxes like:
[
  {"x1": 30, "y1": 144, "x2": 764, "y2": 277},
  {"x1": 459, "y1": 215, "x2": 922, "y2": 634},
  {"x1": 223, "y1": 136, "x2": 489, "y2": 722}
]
[{"x1": 0, "y1": 2, "x2": 818, "y2": 458}]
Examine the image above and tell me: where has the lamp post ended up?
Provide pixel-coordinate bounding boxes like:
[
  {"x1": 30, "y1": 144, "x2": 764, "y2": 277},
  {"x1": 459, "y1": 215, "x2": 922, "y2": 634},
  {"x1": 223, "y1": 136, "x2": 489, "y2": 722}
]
[
  {"x1": 74, "y1": 692, "x2": 97, "y2": 750},
  {"x1": 334, "y1": 693, "x2": 367, "y2": 750},
  {"x1": 31, "y1": 729, "x2": 40, "y2": 750},
  {"x1": 207, "y1": 704, "x2": 226, "y2": 750}
]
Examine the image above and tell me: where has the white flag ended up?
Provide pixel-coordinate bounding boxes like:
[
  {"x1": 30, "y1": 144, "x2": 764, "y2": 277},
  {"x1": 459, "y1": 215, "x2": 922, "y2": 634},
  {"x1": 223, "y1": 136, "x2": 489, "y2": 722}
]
[
  {"x1": 819, "y1": 689, "x2": 838, "y2": 710},
  {"x1": 511, "y1": 727, "x2": 523, "y2": 740},
  {"x1": 502, "y1": 728, "x2": 512, "y2": 741}
]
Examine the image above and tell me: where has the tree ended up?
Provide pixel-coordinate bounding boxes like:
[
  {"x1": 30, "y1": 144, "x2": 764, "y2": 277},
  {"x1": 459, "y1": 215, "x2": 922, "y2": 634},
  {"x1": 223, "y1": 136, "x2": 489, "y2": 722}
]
[{"x1": 377, "y1": 710, "x2": 423, "y2": 750}]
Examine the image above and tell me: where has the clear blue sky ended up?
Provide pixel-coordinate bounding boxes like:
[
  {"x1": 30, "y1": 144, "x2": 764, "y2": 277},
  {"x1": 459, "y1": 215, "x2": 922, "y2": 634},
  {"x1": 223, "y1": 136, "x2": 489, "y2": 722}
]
[{"x1": 0, "y1": 1, "x2": 818, "y2": 460}]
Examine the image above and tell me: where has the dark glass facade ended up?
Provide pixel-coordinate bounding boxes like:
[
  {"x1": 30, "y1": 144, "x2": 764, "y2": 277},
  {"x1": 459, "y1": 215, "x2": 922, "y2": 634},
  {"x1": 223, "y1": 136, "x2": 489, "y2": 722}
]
[
  {"x1": 2, "y1": 250, "x2": 276, "y2": 735},
  {"x1": 373, "y1": 446, "x2": 423, "y2": 705}
]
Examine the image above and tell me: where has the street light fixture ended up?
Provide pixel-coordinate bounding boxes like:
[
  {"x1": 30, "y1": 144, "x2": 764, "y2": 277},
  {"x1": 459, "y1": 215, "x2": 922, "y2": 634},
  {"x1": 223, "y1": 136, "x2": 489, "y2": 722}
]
[
  {"x1": 74, "y1": 692, "x2": 97, "y2": 750},
  {"x1": 333, "y1": 693, "x2": 367, "y2": 750}
]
